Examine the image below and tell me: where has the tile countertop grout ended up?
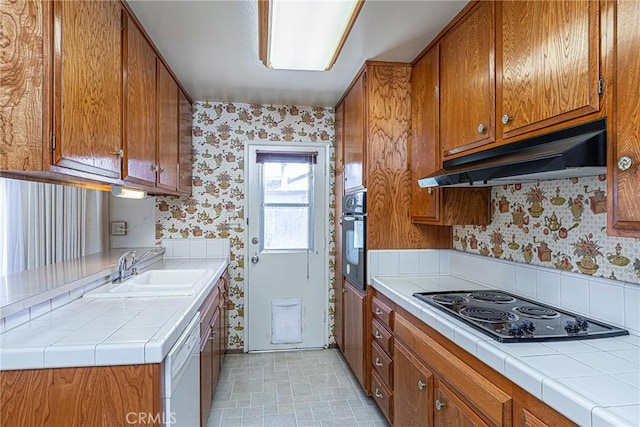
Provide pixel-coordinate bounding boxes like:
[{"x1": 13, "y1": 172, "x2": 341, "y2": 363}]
[
  {"x1": 0, "y1": 258, "x2": 228, "y2": 371},
  {"x1": 370, "y1": 274, "x2": 640, "y2": 427},
  {"x1": 0, "y1": 247, "x2": 167, "y2": 318}
]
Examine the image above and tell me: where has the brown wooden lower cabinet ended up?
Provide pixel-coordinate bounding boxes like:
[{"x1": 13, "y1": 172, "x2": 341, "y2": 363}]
[
  {"x1": 0, "y1": 364, "x2": 162, "y2": 426},
  {"x1": 369, "y1": 288, "x2": 575, "y2": 427},
  {"x1": 341, "y1": 280, "x2": 367, "y2": 392}
]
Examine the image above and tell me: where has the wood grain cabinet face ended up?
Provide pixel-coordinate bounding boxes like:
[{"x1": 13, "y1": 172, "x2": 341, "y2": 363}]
[
  {"x1": 343, "y1": 72, "x2": 366, "y2": 192},
  {"x1": 497, "y1": 0, "x2": 600, "y2": 140},
  {"x1": 440, "y1": 1, "x2": 495, "y2": 158},
  {"x1": 434, "y1": 378, "x2": 490, "y2": 427},
  {"x1": 123, "y1": 12, "x2": 157, "y2": 186},
  {"x1": 393, "y1": 341, "x2": 433, "y2": 427},
  {"x1": 53, "y1": 0, "x2": 123, "y2": 178},
  {"x1": 335, "y1": 102, "x2": 345, "y2": 174},
  {"x1": 156, "y1": 60, "x2": 179, "y2": 191},
  {"x1": 179, "y1": 89, "x2": 193, "y2": 195},
  {"x1": 609, "y1": 0, "x2": 640, "y2": 236},
  {"x1": 342, "y1": 281, "x2": 367, "y2": 391}
]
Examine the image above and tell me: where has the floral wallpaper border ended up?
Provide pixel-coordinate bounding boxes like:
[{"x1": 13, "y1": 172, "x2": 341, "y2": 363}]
[
  {"x1": 453, "y1": 175, "x2": 640, "y2": 284},
  {"x1": 156, "y1": 101, "x2": 336, "y2": 350}
]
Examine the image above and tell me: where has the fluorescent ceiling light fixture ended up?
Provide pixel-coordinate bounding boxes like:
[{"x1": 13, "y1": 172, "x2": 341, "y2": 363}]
[
  {"x1": 111, "y1": 185, "x2": 146, "y2": 199},
  {"x1": 259, "y1": 0, "x2": 364, "y2": 71}
]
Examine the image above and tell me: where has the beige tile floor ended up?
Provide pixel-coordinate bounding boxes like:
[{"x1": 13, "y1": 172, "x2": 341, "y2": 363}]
[{"x1": 206, "y1": 348, "x2": 389, "y2": 427}]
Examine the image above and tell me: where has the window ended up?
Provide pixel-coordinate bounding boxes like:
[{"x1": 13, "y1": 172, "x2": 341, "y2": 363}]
[{"x1": 256, "y1": 151, "x2": 317, "y2": 252}]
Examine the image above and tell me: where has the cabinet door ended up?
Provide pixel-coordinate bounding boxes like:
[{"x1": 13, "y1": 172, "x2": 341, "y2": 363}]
[
  {"x1": 343, "y1": 280, "x2": 366, "y2": 390},
  {"x1": 394, "y1": 341, "x2": 433, "y2": 427},
  {"x1": 440, "y1": 1, "x2": 495, "y2": 158},
  {"x1": 156, "y1": 60, "x2": 179, "y2": 191},
  {"x1": 609, "y1": 0, "x2": 640, "y2": 236},
  {"x1": 334, "y1": 172, "x2": 345, "y2": 350},
  {"x1": 178, "y1": 89, "x2": 193, "y2": 195},
  {"x1": 335, "y1": 102, "x2": 345, "y2": 174},
  {"x1": 411, "y1": 46, "x2": 442, "y2": 223},
  {"x1": 498, "y1": 0, "x2": 600, "y2": 140},
  {"x1": 343, "y1": 72, "x2": 366, "y2": 192},
  {"x1": 211, "y1": 310, "x2": 222, "y2": 392},
  {"x1": 123, "y1": 13, "x2": 157, "y2": 186},
  {"x1": 53, "y1": 0, "x2": 123, "y2": 178},
  {"x1": 434, "y1": 379, "x2": 490, "y2": 427}
]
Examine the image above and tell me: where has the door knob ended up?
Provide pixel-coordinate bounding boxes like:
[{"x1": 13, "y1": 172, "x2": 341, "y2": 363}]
[
  {"x1": 618, "y1": 156, "x2": 633, "y2": 171},
  {"x1": 251, "y1": 237, "x2": 259, "y2": 244},
  {"x1": 251, "y1": 254, "x2": 259, "y2": 264},
  {"x1": 435, "y1": 399, "x2": 446, "y2": 411}
]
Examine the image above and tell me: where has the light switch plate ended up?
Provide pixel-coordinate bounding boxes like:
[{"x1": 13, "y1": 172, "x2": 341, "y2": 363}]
[{"x1": 111, "y1": 221, "x2": 127, "y2": 236}]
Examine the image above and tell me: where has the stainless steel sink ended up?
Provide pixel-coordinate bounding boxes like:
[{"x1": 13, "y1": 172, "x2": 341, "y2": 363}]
[{"x1": 84, "y1": 269, "x2": 213, "y2": 298}]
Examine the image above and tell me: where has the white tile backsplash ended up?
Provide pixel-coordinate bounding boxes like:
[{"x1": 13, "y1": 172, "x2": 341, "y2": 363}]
[
  {"x1": 162, "y1": 238, "x2": 230, "y2": 259},
  {"x1": 481, "y1": 258, "x2": 498, "y2": 286},
  {"x1": 377, "y1": 252, "x2": 399, "y2": 276},
  {"x1": 515, "y1": 265, "x2": 537, "y2": 298},
  {"x1": 624, "y1": 285, "x2": 640, "y2": 334},
  {"x1": 560, "y1": 273, "x2": 590, "y2": 314},
  {"x1": 399, "y1": 251, "x2": 420, "y2": 275},
  {"x1": 496, "y1": 261, "x2": 517, "y2": 292},
  {"x1": 536, "y1": 269, "x2": 561, "y2": 306},
  {"x1": 589, "y1": 278, "x2": 625, "y2": 327},
  {"x1": 189, "y1": 239, "x2": 207, "y2": 257},
  {"x1": 172, "y1": 239, "x2": 190, "y2": 257},
  {"x1": 418, "y1": 251, "x2": 439, "y2": 274},
  {"x1": 4, "y1": 309, "x2": 30, "y2": 331}
]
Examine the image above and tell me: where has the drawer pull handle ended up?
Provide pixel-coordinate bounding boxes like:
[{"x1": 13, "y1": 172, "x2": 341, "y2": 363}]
[
  {"x1": 375, "y1": 358, "x2": 383, "y2": 367},
  {"x1": 435, "y1": 400, "x2": 446, "y2": 411},
  {"x1": 374, "y1": 330, "x2": 383, "y2": 339},
  {"x1": 374, "y1": 389, "x2": 383, "y2": 399},
  {"x1": 417, "y1": 380, "x2": 426, "y2": 390},
  {"x1": 375, "y1": 308, "x2": 383, "y2": 315}
]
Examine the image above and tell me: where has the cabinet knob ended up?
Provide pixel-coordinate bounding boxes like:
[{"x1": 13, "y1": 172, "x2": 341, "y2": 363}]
[
  {"x1": 417, "y1": 380, "x2": 426, "y2": 390},
  {"x1": 477, "y1": 123, "x2": 485, "y2": 133},
  {"x1": 374, "y1": 388, "x2": 384, "y2": 399},
  {"x1": 501, "y1": 114, "x2": 511, "y2": 125},
  {"x1": 375, "y1": 308, "x2": 383, "y2": 315},
  {"x1": 375, "y1": 358, "x2": 383, "y2": 367},
  {"x1": 618, "y1": 156, "x2": 633, "y2": 171},
  {"x1": 151, "y1": 164, "x2": 158, "y2": 172},
  {"x1": 158, "y1": 167, "x2": 165, "y2": 174},
  {"x1": 113, "y1": 149, "x2": 124, "y2": 158},
  {"x1": 374, "y1": 330, "x2": 383, "y2": 339},
  {"x1": 342, "y1": 288, "x2": 348, "y2": 293},
  {"x1": 435, "y1": 399, "x2": 446, "y2": 411}
]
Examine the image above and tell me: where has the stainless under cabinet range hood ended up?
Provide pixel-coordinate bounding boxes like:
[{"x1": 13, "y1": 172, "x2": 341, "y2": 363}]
[{"x1": 418, "y1": 119, "x2": 607, "y2": 188}]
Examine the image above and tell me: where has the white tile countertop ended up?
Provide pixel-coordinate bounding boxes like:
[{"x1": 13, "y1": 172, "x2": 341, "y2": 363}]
[
  {"x1": 0, "y1": 258, "x2": 228, "y2": 371},
  {"x1": 0, "y1": 247, "x2": 166, "y2": 318},
  {"x1": 371, "y1": 275, "x2": 640, "y2": 427}
]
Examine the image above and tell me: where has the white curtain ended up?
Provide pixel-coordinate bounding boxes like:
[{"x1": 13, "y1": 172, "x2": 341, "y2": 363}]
[{"x1": 0, "y1": 178, "x2": 109, "y2": 276}]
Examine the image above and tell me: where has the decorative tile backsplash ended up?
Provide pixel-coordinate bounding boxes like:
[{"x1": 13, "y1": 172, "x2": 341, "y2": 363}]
[
  {"x1": 156, "y1": 101, "x2": 335, "y2": 350},
  {"x1": 453, "y1": 175, "x2": 640, "y2": 284}
]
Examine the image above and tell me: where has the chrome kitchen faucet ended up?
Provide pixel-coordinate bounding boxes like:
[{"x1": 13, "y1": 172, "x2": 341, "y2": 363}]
[{"x1": 114, "y1": 248, "x2": 159, "y2": 283}]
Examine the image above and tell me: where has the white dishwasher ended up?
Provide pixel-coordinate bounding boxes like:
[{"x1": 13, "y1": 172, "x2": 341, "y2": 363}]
[{"x1": 163, "y1": 313, "x2": 200, "y2": 427}]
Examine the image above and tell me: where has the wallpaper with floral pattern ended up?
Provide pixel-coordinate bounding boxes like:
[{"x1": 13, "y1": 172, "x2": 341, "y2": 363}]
[
  {"x1": 453, "y1": 175, "x2": 640, "y2": 284},
  {"x1": 156, "y1": 102, "x2": 335, "y2": 350}
]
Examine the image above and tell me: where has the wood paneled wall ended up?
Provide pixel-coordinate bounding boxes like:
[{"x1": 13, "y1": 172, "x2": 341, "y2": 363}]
[{"x1": 365, "y1": 64, "x2": 451, "y2": 250}]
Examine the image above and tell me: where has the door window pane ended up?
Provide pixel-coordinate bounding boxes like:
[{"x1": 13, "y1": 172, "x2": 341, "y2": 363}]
[{"x1": 261, "y1": 162, "x2": 313, "y2": 251}]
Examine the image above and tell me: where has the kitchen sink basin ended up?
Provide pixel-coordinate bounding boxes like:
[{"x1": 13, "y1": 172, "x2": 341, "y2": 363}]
[{"x1": 84, "y1": 269, "x2": 213, "y2": 298}]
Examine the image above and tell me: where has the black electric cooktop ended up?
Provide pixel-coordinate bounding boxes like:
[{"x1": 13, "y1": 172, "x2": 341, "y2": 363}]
[{"x1": 413, "y1": 290, "x2": 629, "y2": 343}]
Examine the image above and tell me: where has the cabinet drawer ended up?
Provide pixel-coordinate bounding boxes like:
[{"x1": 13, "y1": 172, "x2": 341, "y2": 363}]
[
  {"x1": 371, "y1": 341, "x2": 393, "y2": 388},
  {"x1": 372, "y1": 319, "x2": 393, "y2": 356},
  {"x1": 371, "y1": 370, "x2": 392, "y2": 423},
  {"x1": 371, "y1": 296, "x2": 393, "y2": 329}
]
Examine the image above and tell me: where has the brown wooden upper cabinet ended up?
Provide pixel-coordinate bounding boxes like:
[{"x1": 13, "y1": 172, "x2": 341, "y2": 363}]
[
  {"x1": 179, "y1": 89, "x2": 193, "y2": 196},
  {"x1": 123, "y1": 11, "x2": 157, "y2": 187},
  {"x1": 609, "y1": 0, "x2": 640, "y2": 237},
  {"x1": 156, "y1": 60, "x2": 179, "y2": 192},
  {"x1": 411, "y1": 46, "x2": 490, "y2": 226},
  {"x1": 53, "y1": 0, "x2": 124, "y2": 179},
  {"x1": 343, "y1": 72, "x2": 366, "y2": 192},
  {"x1": 439, "y1": 1, "x2": 495, "y2": 159},
  {"x1": 497, "y1": 0, "x2": 601, "y2": 141},
  {"x1": 335, "y1": 102, "x2": 345, "y2": 175}
]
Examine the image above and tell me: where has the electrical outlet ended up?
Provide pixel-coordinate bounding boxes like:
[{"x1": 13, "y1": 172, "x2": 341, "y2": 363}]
[{"x1": 111, "y1": 221, "x2": 127, "y2": 236}]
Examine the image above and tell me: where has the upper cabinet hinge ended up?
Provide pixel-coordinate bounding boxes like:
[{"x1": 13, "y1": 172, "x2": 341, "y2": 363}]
[
  {"x1": 50, "y1": 133, "x2": 55, "y2": 151},
  {"x1": 598, "y1": 76, "x2": 604, "y2": 96}
]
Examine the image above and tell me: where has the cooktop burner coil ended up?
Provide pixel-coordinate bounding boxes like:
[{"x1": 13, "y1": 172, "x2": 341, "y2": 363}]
[
  {"x1": 513, "y1": 305, "x2": 560, "y2": 319},
  {"x1": 459, "y1": 306, "x2": 519, "y2": 323},
  {"x1": 431, "y1": 294, "x2": 469, "y2": 305},
  {"x1": 469, "y1": 291, "x2": 516, "y2": 304}
]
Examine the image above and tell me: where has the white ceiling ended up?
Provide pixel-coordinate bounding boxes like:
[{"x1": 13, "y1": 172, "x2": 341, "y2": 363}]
[{"x1": 127, "y1": 0, "x2": 468, "y2": 107}]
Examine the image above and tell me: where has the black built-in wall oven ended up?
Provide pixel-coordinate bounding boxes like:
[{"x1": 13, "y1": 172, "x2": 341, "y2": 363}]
[{"x1": 342, "y1": 190, "x2": 366, "y2": 290}]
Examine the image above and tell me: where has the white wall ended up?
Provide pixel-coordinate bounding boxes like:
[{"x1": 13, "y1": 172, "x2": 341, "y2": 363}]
[{"x1": 109, "y1": 195, "x2": 157, "y2": 248}]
